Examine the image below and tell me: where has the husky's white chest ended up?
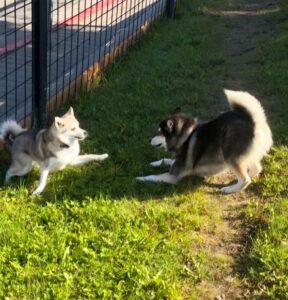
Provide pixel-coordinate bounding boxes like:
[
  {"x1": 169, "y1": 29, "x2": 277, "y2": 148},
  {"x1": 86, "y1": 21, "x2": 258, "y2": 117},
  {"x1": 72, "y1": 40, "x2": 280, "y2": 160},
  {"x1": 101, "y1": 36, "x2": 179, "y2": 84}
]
[{"x1": 47, "y1": 142, "x2": 80, "y2": 171}]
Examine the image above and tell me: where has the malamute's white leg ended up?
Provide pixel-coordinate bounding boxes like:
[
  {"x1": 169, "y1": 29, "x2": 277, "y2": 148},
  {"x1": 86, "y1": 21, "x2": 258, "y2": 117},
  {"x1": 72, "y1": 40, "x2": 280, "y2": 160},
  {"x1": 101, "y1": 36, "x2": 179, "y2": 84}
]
[
  {"x1": 248, "y1": 161, "x2": 262, "y2": 178},
  {"x1": 33, "y1": 168, "x2": 49, "y2": 195},
  {"x1": 221, "y1": 163, "x2": 251, "y2": 194},
  {"x1": 136, "y1": 172, "x2": 178, "y2": 184},
  {"x1": 70, "y1": 154, "x2": 109, "y2": 166},
  {"x1": 150, "y1": 158, "x2": 175, "y2": 167}
]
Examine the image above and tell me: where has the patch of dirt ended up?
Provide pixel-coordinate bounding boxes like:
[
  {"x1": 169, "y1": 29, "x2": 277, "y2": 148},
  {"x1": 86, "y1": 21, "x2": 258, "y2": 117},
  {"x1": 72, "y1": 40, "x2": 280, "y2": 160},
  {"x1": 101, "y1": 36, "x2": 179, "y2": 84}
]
[{"x1": 199, "y1": 0, "x2": 279, "y2": 299}]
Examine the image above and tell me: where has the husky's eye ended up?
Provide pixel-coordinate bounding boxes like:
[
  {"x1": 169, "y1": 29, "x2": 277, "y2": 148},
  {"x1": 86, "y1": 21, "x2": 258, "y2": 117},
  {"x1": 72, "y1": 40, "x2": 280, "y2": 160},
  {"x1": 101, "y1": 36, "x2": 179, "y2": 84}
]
[{"x1": 71, "y1": 128, "x2": 76, "y2": 131}]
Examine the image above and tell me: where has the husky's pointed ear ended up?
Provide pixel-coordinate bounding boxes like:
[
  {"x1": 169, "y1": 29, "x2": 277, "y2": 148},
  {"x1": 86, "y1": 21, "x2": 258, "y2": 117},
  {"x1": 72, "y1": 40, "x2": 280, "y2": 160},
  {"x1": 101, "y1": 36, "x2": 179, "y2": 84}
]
[
  {"x1": 55, "y1": 117, "x2": 64, "y2": 129},
  {"x1": 172, "y1": 107, "x2": 181, "y2": 114},
  {"x1": 65, "y1": 107, "x2": 74, "y2": 116}
]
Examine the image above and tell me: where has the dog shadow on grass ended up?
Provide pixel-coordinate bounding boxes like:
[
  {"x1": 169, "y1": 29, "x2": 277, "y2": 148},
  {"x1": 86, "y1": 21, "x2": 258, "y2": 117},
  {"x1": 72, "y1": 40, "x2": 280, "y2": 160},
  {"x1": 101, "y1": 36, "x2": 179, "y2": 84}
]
[
  {"x1": 42, "y1": 164, "x2": 207, "y2": 203},
  {"x1": 0, "y1": 144, "x2": 263, "y2": 203},
  {"x1": 0, "y1": 156, "x2": 208, "y2": 203}
]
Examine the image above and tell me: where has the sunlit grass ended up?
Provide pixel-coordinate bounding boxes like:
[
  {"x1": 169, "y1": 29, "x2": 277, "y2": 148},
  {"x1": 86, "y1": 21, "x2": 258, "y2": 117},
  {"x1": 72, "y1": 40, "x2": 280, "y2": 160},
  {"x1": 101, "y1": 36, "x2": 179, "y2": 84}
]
[{"x1": 0, "y1": 0, "x2": 227, "y2": 298}]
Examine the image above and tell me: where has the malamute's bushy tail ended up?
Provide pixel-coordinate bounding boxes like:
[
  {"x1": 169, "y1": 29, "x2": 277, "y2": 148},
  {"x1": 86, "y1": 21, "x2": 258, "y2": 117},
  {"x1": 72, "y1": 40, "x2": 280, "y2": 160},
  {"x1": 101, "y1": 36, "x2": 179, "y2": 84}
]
[
  {"x1": 224, "y1": 89, "x2": 267, "y2": 125},
  {"x1": 224, "y1": 89, "x2": 273, "y2": 156},
  {"x1": 0, "y1": 120, "x2": 26, "y2": 147}
]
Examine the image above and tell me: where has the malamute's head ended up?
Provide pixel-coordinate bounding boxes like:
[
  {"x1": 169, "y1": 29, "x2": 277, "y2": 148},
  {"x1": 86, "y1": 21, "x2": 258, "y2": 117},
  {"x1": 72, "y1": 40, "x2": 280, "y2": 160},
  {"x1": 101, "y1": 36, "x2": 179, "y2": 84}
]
[
  {"x1": 150, "y1": 108, "x2": 197, "y2": 152},
  {"x1": 53, "y1": 107, "x2": 88, "y2": 143}
]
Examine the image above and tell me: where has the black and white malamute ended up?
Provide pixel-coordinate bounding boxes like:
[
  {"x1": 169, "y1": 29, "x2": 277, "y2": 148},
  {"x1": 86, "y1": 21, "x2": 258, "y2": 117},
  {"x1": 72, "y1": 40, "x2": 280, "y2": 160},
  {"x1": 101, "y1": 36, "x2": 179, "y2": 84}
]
[{"x1": 137, "y1": 89, "x2": 273, "y2": 193}]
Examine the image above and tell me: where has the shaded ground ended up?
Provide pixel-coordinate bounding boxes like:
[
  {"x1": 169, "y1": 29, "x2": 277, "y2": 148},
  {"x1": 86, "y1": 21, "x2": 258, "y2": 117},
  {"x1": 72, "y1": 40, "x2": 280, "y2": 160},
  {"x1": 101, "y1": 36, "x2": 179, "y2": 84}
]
[{"x1": 199, "y1": 0, "x2": 280, "y2": 298}]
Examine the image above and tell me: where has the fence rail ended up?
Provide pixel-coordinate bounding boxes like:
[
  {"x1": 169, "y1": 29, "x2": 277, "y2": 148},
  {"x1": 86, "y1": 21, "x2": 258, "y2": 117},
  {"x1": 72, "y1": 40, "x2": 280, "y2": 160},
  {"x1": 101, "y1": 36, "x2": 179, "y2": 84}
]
[{"x1": 0, "y1": 0, "x2": 173, "y2": 128}]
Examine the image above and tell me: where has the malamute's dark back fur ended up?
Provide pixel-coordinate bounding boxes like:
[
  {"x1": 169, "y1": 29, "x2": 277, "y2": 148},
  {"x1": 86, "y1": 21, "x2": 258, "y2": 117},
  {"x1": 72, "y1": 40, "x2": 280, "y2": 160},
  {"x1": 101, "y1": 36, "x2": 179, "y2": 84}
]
[{"x1": 192, "y1": 109, "x2": 254, "y2": 168}]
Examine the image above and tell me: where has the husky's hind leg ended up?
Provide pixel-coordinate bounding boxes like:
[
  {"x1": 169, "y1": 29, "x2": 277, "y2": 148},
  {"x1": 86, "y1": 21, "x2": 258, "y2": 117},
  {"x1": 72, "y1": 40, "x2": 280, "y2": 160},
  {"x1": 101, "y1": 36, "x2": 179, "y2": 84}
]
[
  {"x1": 221, "y1": 162, "x2": 251, "y2": 194},
  {"x1": 4, "y1": 156, "x2": 33, "y2": 184}
]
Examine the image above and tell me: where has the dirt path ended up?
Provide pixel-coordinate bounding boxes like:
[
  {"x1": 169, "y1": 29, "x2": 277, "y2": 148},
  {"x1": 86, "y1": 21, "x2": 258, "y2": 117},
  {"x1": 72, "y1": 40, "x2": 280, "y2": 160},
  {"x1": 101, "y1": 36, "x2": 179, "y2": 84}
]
[{"x1": 200, "y1": 1, "x2": 280, "y2": 299}]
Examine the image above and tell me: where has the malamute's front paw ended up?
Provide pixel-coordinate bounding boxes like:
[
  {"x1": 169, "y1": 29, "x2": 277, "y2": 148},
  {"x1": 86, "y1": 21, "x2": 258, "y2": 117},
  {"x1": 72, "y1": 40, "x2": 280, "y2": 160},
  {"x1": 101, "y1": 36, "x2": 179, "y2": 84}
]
[
  {"x1": 136, "y1": 175, "x2": 160, "y2": 182},
  {"x1": 221, "y1": 186, "x2": 235, "y2": 194},
  {"x1": 221, "y1": 178, "x2": 251, "y2": 194},
  {"x1": 136, "y1": 176, "x2": 150, "y2": 182},
  {"x1": 150, "y1": 160, "x2": 163, "y2": 167},
  {"x1": 136, "y1": 173, "x2": 177, "y2": 184},
  {"x1": 221, "y1": 184, "x2": 243, "y2": 194},
  {"x1": 150, "y1": 159, "x2": 174, "y2": 167}
]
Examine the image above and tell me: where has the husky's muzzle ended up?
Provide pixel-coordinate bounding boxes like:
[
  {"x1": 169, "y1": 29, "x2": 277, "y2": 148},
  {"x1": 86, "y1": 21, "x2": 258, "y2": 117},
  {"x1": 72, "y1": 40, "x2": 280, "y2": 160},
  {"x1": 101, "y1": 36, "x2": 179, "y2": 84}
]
[{"x1": 74, "y1": 130, "x2": 88, "y2": 140}]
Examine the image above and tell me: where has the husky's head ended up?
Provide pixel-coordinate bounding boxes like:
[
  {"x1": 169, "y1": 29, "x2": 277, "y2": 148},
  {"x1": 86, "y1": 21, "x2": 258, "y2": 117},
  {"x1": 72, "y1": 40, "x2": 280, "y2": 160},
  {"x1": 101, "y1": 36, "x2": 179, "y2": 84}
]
[
  {"x1": 53, "y1": 107, "x2": 88, "y2": 143},
  {"x1": 150, "y1": 107, "x2": 197, "y2": 152}
]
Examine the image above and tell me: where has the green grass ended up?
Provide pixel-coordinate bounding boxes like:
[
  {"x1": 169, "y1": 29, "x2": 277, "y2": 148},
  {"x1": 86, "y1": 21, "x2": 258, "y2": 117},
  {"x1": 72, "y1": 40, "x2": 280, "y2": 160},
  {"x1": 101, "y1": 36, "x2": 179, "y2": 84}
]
[
  {"x1": 244, "y1": 148, "x2": 288, "y2": 299},
  {"x1": 0, "y1": 1, "x2": 227, "y2": 298},
  {"x1": 0, "y1": 190, "x2": 221, "y2": 298},
  {"x1": 241, "y1": 1, "x2": 288, "y2": 298},
  {"x1": 0, "y1": 0, "x2": 287, "y2": 298}
]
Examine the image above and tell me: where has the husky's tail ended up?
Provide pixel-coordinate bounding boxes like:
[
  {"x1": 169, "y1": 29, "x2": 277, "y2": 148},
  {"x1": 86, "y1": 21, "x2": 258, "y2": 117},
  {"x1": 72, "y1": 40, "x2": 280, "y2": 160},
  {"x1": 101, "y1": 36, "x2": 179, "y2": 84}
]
[
  {"x1": 224, "y1": 89, "x2": 273, "y2": 155},
  {"x1": 0, "y1": 120, "x2": 26, "y2": 148}
]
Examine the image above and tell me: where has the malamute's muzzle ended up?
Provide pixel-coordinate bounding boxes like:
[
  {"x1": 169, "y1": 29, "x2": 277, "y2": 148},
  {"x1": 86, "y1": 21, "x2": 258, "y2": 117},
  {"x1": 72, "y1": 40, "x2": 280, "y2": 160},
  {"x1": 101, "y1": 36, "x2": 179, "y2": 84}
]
[{"x1": 150, "y1": 129, "x2": 167, "y2": 151}]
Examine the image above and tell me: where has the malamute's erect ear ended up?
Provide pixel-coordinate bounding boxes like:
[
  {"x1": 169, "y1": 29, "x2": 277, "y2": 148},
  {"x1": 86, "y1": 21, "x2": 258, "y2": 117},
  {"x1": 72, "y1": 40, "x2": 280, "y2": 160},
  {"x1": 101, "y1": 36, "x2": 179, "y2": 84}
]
[
  {"x1": 163, "y1": 119, "x2": 174, "y2": 133},
  {"x1": 172, "y1": 107, "x2": 181, "y2": 114},
  {"x1": 160, "y1": 119, "x2": 174, "y2": 133}
]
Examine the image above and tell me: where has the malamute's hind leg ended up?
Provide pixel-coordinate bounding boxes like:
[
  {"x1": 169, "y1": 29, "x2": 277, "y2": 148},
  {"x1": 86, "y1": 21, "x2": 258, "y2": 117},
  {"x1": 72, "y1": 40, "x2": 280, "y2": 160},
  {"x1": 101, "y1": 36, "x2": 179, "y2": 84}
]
[
  {"x1": 221, "y1": 162, "x2": 251, "y2": 194},
  {"x1": 248, "y1": 161, "x2": 262, "y2": 178}
]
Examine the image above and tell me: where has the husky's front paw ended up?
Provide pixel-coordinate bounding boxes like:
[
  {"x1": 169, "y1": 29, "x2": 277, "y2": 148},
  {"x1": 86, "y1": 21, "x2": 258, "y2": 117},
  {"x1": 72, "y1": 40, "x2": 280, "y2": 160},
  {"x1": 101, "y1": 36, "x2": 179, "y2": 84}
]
[
  {"x1": 32, "y1": 187, "x2": 44, "y2": 195},
  {"x1": 94, "y1": 153, "x2": 109, "y2": 161},
  {"x1": 101, "y1": 153, "x2": 109, "y2": 160},
  {"x1": 136, "y1": 176, "x2": 145, "y2": 181}
]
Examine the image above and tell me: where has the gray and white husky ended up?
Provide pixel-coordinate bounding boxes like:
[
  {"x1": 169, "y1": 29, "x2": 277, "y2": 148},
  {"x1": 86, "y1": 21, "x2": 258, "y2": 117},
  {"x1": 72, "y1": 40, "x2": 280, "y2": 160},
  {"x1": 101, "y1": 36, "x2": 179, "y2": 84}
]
[
  {"x1": 0, "y1": 107, "x2": 108, "y2": 194},
  {"x1": 137, "y1": 89, "x2": 273, "y2": 193}
]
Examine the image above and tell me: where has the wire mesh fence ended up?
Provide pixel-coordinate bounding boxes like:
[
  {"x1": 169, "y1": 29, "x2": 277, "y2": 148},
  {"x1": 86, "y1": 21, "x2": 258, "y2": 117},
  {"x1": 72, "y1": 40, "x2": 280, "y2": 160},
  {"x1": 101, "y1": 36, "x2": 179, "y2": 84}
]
[{"x1": 0, "y1": 0, "x2": 172, "y2": 128}]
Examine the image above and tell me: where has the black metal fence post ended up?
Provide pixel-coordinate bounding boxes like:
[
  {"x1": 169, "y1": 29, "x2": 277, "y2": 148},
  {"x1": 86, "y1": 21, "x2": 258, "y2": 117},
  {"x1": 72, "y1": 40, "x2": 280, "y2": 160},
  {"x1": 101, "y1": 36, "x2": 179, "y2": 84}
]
[
  {"x1": 167, "y1": 0, "x2": 175, "y2": 17},
  {"x1": 32, "y1": 0, "x2": 48, "y2": 129}
]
